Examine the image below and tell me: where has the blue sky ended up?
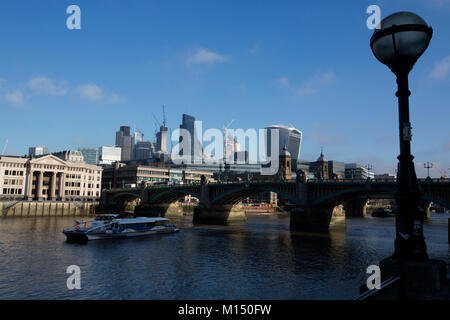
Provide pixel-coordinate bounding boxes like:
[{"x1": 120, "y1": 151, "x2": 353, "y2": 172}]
[{"x1": 0, "y1": 0, "x2": 449, "y2": 177}]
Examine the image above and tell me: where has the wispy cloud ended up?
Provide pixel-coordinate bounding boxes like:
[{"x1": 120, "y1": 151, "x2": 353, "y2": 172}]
[
  {"x1": 275, "y1": 77, "x2": 289, "y2": 87},
  {"x1": 296, "y1": 72, "x2": 336, "y2": 97},
  {"x1": 306, "y1": 123, "x2": 347, "y2": 145},
  {"x1": 375, "y1": 133, "x2": 396, "y2": 144},
  {"x1": 27, "y1": 77, "x2": 68, "y2": 96},
  {"x1": 187, "y1": 48, "x2": 227, "y2": 65},
  {"x1": 444, "y1": 140, "x2": 450, "y2": 152},
  {"x1": 429, "y1": 55, "x2": 450, "y2": 80},
  {"x1": 76, "y1": 84, "x2": 121, "y2": 104},
  {"x1": 5, "y1": 90, "x2": 24, "y2": 106}
]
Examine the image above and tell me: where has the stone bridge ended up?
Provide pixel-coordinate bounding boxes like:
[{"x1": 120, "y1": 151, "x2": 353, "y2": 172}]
[{"x1": 100, "y1": 177, "x2": 450, "y2": 232}]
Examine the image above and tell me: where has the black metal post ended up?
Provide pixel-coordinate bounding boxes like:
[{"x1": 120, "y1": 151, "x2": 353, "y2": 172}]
[
  {"x1": 392, "y1": 69, "x2": 428, "y2": 261},
  {"x1": 424, "y1": 162, "x2": 433, "y2": 178}
]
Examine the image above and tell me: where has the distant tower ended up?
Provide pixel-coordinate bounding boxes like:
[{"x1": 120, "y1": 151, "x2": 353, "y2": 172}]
[
  {"x1": 115, "y1": 126, "x2": 133, "y2": 161},
  {"x1": 316, "y1": 147, "x2": 329, "y2": 180},
  {"x1": 279, "y1": 145, "x2": 292, "y2": 180},
  {"x1": 156, "y1": 105, "x2": 168, "y2": 153},
  {"x1": 156, "y1": 126, "x2": 168, "y2": 153}
]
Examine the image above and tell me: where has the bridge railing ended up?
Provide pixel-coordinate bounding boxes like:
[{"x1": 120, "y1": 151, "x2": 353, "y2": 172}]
[
  {"x1": 306, "y1": 178, "x2": 450, "y2": 184},
  {"x1": 104, "y1": 177, "x2": 450, "y2": 193},
  {"x1": 356, "y1": 275, "x2": 402, "y2": 300}
]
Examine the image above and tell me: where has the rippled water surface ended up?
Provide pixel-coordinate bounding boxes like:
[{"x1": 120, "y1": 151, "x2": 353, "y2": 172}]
[{"x1": 0, "y1": 213, "x2": 448, "y2": 299}]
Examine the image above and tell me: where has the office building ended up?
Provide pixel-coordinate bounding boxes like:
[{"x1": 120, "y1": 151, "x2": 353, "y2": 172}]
[
  {"x1": 98, "y1": 146, "x2": 121, "y2": 166},
  {"x1": 134, "y1": 141, "x2": 156, "y2": 160},
  {"x1": 79, "y1": 148, "x2": 99, "y2": 165},
  {"x1": 265, "y1": 125, "x2": 302, "y2": 161},
  {"x1": 101, "y1": 164, "x2": 214, "y2": 189},
  {"x1": 328, "y1": 161, "x2": 346, "y2": 179},
  {"x1": 29, "y1": 146, "x2": 49, "y2": 157},
  {"x1": 179, "y1": 114, "x2": 203, "y2": 162},
  {"x1": 116, "y1": 126, "x2": 133, "y2": 161},
  {"x1": 345, "y1": 163, "x2": 375, "y2": 179}
]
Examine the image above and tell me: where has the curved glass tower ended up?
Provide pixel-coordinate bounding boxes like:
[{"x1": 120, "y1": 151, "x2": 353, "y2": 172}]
[{"x1": 265, "y1": 125, "x2": 303, "y2": 160}]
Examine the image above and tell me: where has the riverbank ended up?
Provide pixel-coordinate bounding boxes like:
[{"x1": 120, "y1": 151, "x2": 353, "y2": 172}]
[{"x1": 0, "y1": 201, "x2": 98, "y2": 217}]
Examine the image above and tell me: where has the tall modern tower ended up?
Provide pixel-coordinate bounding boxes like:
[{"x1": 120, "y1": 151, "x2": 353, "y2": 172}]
[
  {"x1": 265, "y1": 125, "x2": 303, "y2": 161},
  {"x1": 179, "y1": 114, "x2": 203, "y2": 162},
  {"x1": 156, "y1": 125, "x2": 168, "y2": 153},
  {"x1": 115, "y1": 126, "x2": 133, "y2": 162}
]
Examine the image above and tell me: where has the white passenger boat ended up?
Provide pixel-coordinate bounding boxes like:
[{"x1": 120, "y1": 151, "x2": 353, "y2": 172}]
[{"x1": 63, "y1": 214, "x2": 179, "y2": 241}]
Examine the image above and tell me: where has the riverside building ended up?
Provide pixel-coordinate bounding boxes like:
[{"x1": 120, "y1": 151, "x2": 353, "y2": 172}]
[
  {"x1": 0, "y1": 152, "x2": 102, "y2": 201},
  {"x1": 101, "y1": 163, "x2": 214, "y2": 189}
]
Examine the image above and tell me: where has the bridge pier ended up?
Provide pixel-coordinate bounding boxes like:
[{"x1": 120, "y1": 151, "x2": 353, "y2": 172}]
[
  {"x1": 193, "y1": 204, "x2": 247, "y2": 225},
  {"x1": 343, "y1": 198, "x2": 367, "y2": 217},
  {"x1": 423, "y1": 201, "x2": 432, "y2": 220},
  {"x1": 135, "y1": 203, "x2": 183, "y2": 218},
  {"x1": 289, "y1": 205, "x2": 335, "y2": 232}
]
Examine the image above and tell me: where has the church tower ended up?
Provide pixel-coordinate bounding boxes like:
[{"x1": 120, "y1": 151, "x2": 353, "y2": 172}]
[
  {"x1": 279, "y1": 145, "x2": 292, "y2": 180},
  {"x1": 316, "y1": 147, "x2": 329, "y2": 180}
]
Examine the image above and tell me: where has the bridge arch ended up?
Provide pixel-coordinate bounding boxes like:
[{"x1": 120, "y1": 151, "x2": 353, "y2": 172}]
[
  {"x1": 312, "y1": 185, "x2": 450, "y2": 210},
  {"x1": 312, "y1": 187, "x2": 394, "y2": 207},
  {"x1": 210, "y1": 184, "x2": 297, "y2": 205},
  {"x1": 421, "y1": 195, "x2": 450, "y2": 210},
  {"x1": 149, "y1": 189, "x2": 201, "y2": 204},
  {"x1": 111, "y1": 192, "x2": 141, "y2": 203}
]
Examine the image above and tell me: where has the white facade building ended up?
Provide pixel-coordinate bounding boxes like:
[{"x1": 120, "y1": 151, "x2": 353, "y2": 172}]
[
  {"x1": 99, "y1": 146, "x2": 122, "y2": 165},
  {"x1": 0, "y1": 154, "x2": 102, "y2": 201}
]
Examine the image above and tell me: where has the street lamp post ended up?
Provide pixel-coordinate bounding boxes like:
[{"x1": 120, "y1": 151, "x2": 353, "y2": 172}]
[
  {"x1": 424, "y1": 162, "x2": 433, "y2": 178},
  {"x1": 370, "y1": 12, "x2": 433, "y2": 261}
]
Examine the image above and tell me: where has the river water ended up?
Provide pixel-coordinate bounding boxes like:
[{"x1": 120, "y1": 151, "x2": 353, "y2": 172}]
[{"x1": 0, "y1": 213, "x2": 448, "y2": 300}]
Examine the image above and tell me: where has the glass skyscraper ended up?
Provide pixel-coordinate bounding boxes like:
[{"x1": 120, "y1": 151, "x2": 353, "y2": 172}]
[
  {"x1": 265, "y1": 125, "x2": 303, "y2": 161},
  {"x1": 79, "y1": 148, "x2": 99, "y2": 165}
]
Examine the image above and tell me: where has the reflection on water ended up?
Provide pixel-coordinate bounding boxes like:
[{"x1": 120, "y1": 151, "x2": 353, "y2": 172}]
[{"x1": 0, "y1": 213, "x2": 448, "y2": 299}]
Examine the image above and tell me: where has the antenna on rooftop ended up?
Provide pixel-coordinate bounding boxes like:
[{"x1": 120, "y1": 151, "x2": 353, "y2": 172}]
[{"x1": 162, "y1": 105, "x2": 167, "y2": 128}]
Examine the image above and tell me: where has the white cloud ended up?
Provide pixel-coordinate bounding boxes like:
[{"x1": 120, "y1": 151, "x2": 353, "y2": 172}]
[
  {"x1": 188, "y1": 48, "x2": 227, "y2": 65},
  {"x1": 27, "y1": 77, "x2": 68, "y2": 96},
  {"x1": 429, "y1": 55, "x2": 450, "y2": 80},
  {"x1": 275, "y1": 77, "x2": 289, "y2": 86},
  {"x1": 5, "y1": 90, "x2": 24, "y2": 105},
  {"x1": 76, "y1": 84, "x2": 121, "y2": 104},
  {"x1": 296, "y1": 72, "x2": 335, "y2": 97}
]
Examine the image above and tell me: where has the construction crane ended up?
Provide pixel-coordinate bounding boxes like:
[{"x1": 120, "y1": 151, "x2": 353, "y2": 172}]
[
  {"x1": 222, "y1": 119, "x2": 235, "y2": 158},
  {"x1": 151, "y1": 112, "x2": 161, "y2": 137},
  {"x1": 135, "y1": 127, "x2": 144, "y2": 140},
  {"x1": 222, "y1": 119, "x2": 235, "y2": 138},
  {"x1": 1, "y1": 139, "x2": 8, "y2": 155},
  {"x1": 432, "y1": 162, "x2": 447, "y2": 179}
]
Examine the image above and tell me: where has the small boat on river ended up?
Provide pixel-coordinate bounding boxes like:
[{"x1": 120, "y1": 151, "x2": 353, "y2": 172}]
[
  {"x1": 63, "y1": 214, "x2": 179, "y2": 241},
  {"x1": 371, "y1": 208, "x2": 394, "y2": 218}
]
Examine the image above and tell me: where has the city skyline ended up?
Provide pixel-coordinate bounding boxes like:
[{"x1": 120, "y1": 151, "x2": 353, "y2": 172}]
[{"x1": 0, "y1": 0, "x2": 449, "y2": 177}]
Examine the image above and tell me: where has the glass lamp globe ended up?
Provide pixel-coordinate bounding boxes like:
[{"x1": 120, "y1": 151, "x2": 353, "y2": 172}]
[{"x1": 370, "y1": 12, "x2": 432, "y2": 72}]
